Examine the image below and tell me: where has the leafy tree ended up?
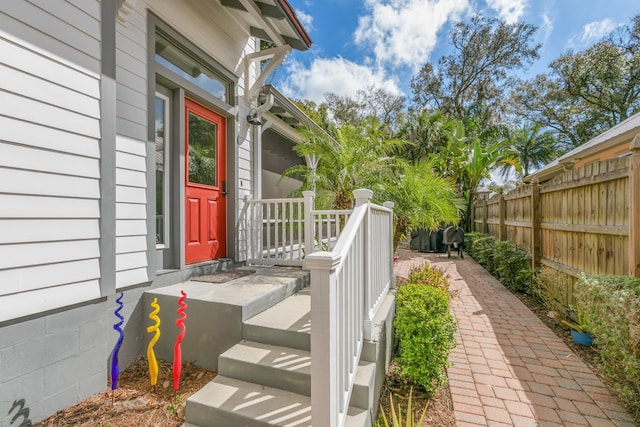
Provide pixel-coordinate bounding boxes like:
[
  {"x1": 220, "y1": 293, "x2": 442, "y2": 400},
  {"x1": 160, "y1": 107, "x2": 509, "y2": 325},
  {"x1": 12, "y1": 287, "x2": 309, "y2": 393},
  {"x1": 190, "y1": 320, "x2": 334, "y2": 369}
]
[
  {"x1": 323, "y1": 87, "x2": 406, "y2": 134},
  {"x1": 291, "y1": 99, "x2": 332, "y2": 132},
  {"x1": 411, "y1": 15, "x2": 540, "y2": 124},
  {"x1": 511, "y1": 14, "x2": 640, "y2": 147},
  {"x1": 509, "y1": 75, "x2": 593, "y2": 148}
]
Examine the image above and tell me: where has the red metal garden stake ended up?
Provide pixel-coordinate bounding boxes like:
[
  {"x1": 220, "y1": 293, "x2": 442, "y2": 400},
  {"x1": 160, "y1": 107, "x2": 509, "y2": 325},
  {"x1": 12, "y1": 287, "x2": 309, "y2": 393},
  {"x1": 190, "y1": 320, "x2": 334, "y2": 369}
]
[{"x1": 173, "y1": 290, "x2": 187, "y2": 391}]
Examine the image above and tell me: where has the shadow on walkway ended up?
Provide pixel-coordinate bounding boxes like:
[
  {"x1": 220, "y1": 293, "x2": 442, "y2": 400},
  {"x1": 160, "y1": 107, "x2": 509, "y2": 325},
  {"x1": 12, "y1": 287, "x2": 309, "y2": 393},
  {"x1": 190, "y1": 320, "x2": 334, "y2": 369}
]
[{"x1": 394, "y1": 249, "x2": 636, "y2": 427}]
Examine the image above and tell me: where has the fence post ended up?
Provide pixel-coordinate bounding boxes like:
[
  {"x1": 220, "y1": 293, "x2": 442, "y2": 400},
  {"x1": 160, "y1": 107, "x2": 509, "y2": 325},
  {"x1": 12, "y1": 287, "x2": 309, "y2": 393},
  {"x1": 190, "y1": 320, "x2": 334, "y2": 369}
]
[
  {"x1": 531, "y1": 177, "x2": 541, "y2": 271},
  {"x1": 629, "y1": 135, "x2": 640, "y2": 277},
  {"x1": 470, "y1": 200, "x2": 476, "y2": 232},
  {"x1": 482, "y1": 200, "x2": 488, "y2": 234},
  {"x1": 303, "y1": 190, "x2": 315, "y2": 258},
  {"x1": 498, "y1": 194, "x2": 506, "y2": 241}
]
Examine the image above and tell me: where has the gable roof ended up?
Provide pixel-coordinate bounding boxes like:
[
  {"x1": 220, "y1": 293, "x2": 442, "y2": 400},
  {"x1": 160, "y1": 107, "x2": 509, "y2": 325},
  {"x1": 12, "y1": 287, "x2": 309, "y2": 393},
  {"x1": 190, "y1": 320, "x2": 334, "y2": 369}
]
[{"x1": 524, "y1": 111, "x2": 640, "y2": 183}]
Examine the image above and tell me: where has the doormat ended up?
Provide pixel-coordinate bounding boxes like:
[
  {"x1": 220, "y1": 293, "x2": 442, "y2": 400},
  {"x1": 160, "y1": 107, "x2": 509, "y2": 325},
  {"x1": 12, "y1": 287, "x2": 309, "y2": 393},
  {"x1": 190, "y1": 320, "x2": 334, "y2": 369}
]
[{"x1": 192, "y1": 269, "x2": 256, "y2": 283}]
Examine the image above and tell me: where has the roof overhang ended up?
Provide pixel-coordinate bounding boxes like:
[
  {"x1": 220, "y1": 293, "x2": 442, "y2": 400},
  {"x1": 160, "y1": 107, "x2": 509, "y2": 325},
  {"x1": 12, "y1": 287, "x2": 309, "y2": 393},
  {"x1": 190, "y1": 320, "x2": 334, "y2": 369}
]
[
  {"x1": 220, "y1": 0, "x2": 312, "y2": 51},
  {"x1": 257, "y1": 84, "x2": 336, "y2": 146},
  {"x1": 524, "y1": 112, "x2": 640, "y2": 183}
]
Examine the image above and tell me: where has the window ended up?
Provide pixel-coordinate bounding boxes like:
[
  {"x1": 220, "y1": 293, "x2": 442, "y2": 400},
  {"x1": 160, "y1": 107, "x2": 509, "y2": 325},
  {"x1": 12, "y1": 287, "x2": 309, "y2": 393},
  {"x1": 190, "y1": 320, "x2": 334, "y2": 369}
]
[
  {"x1": 155, "y1": 30, "x2": 230, "y2": 103},
  {"x1": 155, "y1": 91, "x2": 170, "y2": 247}
]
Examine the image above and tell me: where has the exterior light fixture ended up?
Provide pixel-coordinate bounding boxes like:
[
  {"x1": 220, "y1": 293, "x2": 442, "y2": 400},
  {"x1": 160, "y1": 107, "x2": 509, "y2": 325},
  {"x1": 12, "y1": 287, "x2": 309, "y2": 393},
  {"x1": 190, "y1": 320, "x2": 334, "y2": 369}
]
[{"x1": 246, "y1": 108, "x2": 262, "y2": 126}]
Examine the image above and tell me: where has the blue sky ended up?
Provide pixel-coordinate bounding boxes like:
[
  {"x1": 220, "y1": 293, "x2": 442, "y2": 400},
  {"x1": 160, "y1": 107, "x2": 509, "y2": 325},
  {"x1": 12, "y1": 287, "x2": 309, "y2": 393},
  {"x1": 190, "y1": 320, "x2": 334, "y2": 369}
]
[{"x1": 273, "y1": 0, "x2": 640, "y2": 104}]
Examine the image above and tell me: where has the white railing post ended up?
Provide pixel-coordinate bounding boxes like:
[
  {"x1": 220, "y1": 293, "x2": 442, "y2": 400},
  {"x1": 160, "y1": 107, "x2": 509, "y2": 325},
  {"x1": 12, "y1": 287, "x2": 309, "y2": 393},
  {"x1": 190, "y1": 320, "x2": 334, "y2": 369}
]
[
  {"x1": 307, "y1": 251, "x2": 341, "y2": 427},
  {"x1": 303, "y1": 190, "x2": 315, "y2": 258},
  {"x1": 353, "y1": 189, "x2": 372, "y2": 342},
  {"x1": 383, "y1": 201, "x2": 395, "y2": 289},
  {"x1": 353, "y1": 188, "x2": 373, "y2": 207}
]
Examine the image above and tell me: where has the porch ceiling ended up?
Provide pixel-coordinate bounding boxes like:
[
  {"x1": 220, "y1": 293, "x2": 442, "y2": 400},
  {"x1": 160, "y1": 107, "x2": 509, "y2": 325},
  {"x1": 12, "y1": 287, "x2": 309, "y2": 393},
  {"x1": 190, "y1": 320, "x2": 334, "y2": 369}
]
[{"x1": 219, "y1": 0, "x2": 312, "y2": 51}]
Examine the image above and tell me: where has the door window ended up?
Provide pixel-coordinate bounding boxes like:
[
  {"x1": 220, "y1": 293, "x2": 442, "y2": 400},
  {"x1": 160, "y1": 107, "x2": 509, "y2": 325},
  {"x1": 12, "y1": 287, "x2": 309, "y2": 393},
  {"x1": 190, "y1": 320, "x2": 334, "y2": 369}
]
[{"x1": 187, "y1": 112, "x2": 218, "y2": 187}]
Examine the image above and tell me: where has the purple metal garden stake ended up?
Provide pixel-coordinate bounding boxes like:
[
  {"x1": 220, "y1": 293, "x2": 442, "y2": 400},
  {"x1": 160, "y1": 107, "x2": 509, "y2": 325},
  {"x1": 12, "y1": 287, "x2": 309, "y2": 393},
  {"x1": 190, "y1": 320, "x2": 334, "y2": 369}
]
[{"x1": 111, "y1": 292, "x2": 125, "y2": 402}]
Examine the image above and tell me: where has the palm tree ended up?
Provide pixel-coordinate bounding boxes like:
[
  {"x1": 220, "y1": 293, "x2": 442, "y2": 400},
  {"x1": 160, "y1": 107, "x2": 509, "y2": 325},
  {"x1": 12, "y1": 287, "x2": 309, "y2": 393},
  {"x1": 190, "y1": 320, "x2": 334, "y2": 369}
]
[
  {"x1": 431, "y1": 119, "x2": 518, "y2": 230},
  {"x1": 397, "y1": 110, "x2": 453, "y2": 163},
  {"x1": 498, "y1": 122, "x2": 560, "y2": 178},
  {"x1": 285, "y1": 118, "x2": 403, "y2": 209},
  {"x1": 284, "y1": 119, "x2": 463, "y2": 247}
]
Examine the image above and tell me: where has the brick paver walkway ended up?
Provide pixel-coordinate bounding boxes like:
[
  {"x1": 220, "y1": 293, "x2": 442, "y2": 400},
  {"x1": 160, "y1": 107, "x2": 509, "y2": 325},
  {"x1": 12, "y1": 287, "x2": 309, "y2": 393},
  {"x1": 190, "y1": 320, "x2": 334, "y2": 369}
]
[{"x1": 394, "y1": 249, "x2": 637, "y2": 427}]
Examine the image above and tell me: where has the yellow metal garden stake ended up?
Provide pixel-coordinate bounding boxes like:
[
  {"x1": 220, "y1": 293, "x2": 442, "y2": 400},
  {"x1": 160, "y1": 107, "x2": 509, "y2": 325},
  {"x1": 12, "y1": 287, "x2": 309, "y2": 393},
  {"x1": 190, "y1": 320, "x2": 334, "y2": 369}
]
[{"x1": 147, "y1": 297, "x2": 161, "y2": 390}]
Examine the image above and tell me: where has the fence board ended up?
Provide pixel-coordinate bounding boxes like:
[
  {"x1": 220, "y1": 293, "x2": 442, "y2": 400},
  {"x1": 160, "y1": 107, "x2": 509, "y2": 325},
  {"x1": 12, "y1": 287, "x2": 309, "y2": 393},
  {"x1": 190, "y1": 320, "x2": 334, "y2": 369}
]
[{"x1": 472, "y1": 156, "x2": 630, "y2": 306}]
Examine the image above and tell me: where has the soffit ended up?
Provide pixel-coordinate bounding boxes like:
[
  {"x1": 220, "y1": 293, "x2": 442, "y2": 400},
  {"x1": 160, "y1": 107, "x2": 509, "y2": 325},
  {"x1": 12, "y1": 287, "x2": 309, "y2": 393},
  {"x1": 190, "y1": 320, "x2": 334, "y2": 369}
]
[{"x1": 219, "y1": 0, "x2": 312, "y2": 51}]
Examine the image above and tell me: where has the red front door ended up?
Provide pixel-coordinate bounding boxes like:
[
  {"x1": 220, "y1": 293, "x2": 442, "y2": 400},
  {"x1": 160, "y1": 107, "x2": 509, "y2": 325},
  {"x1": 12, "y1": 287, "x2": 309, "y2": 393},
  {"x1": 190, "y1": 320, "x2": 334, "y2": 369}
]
[{"x1": 184, "y1": 98, "x2": 226, "y2": 264}]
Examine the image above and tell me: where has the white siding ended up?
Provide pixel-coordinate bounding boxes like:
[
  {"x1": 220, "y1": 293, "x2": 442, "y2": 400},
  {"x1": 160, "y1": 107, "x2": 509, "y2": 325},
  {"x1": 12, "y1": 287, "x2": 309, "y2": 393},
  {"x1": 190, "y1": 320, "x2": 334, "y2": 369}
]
[
  {"x1": 115, "y1": 134, "x2": 149, "y2": 288},
  {"x1": 112, "y1": 5, "x2": 150, "y2": 289},
  {"x1": 0, "y1": 1, "x2": 101, "y2": 321}
]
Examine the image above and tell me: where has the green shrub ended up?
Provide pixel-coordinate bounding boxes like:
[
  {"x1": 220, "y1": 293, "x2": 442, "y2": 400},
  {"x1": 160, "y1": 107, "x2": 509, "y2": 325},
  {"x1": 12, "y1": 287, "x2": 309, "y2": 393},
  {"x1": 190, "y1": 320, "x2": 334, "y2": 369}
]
[
  {"x1": 468, "y1": 235, "x2": 496, "y2": 273},
  {"x1": 407, "y1": 264, "x2": 449, "y2": 293},
  {"x1": 493, "y1": 240, "x2": 532, "y2": 294},
  {"x1": 394, "y1": 284, "x2": 456, "y2": 395},
  {"x1": 463, "y1": 232, "x2": 483, "y2": 255},
  {"x1": 574, "y1": 274, "x2": 640, "y2": 419},
  {"x1": 532, "y1": 267, "x2": 569, "y2": 320}
]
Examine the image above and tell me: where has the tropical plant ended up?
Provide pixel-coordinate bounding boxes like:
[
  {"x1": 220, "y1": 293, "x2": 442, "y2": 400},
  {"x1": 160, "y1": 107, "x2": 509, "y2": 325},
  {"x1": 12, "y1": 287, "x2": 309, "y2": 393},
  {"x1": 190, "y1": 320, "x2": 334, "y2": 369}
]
[
  {"x1": 432, "y1": 120, "x2": 518, "y2": 230},
  {"x1": 285, "y1": 120, "x2": 464, "y2": 247},
  {"x1": 377, "y1": 158, "x2": 465, "y2": 248},
  {"x1": 284, "y1": 118, "x2": 403, "y2": 209},
  {"x1": 561, "y1": 305, "x2": 591, "y2": 334},
  {"x1": 498, "y1": 122, "x2": 560, "y2": 178},
  {"x1": 377, "y1": 388, "x2": 428, "y2": 427},
  {"x1": 397, "y1": 110, "x2": 452, "y2": 163}
]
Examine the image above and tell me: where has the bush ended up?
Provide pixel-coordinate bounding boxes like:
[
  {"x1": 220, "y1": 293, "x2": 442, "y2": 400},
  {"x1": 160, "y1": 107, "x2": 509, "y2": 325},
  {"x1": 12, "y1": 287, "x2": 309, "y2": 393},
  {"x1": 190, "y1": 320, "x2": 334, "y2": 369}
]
[
  {"x1": 467, "y1": 235, "x2": 496, "y2": 274},
  {"x1": 463, "y1": 232, "x2": 483, "y2": 255},
  {"x1": 532, "y1": 267, "x2": 569, "y2": 320},
  {"x1": 394, "y1": 283, "x2": 456, "y2": 395},
  {"x1": 407, "y1": 264, "x2": 449, "y2": 293},
  {"x1": 574, "y1": 274, "x2": 640, "y2": 418},
  {"x1": 493, "y1": 240, "x2": 532, "y2": 294}
]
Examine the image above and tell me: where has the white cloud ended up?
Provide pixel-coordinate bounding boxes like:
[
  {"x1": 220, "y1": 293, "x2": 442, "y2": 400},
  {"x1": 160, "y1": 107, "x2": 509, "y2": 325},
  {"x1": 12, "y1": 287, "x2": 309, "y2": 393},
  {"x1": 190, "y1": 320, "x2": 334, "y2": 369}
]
[
  {"x1": 353, "y1": 0, "x2": 469, "y2": 71},
  {"x1": 566, "y1": 18, "x2": 621, "y2": 49},
  {"x1": 280, "y1": 57, "x2": 401, "y2": 104},
  {"x1": 293, "y1": 9, "x2": 314, "y2": 33},
  {"x1": 486, "y1": 0, "x2": 526, "y2": 24},
  {"x1": 581, "y1": 18, "x2": 619, "y2": 42},
  {"x1": 539, "y1": 11, "x2": 553, "y2": 44}
]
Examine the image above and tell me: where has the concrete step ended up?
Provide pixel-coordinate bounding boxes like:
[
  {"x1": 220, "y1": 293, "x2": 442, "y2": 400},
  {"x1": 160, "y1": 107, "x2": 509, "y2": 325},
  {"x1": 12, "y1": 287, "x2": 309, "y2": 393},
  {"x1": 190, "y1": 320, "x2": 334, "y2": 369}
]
[
  {"x1": 243, "y1": 288, "x2": 311, "y2": 351},
  {"x1": 143, "y1": 266, "x2": 309, "y2": 371},
  {"x1": 218, "y1": 340, "x2": 311, "y2": 397},
  {"x1": 185, "y1": 375, "x2": 371, "y2": 427},
  {"x1": 218, "y1": 339, "x2": 376, "y2": 410}
]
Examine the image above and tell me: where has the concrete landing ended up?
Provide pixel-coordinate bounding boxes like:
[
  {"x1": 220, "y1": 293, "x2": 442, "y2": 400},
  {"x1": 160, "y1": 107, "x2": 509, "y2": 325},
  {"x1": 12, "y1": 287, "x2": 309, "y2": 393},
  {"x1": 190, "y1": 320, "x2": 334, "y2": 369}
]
[{"x1": 144, "y1": 266, "x2": 309, "y2": 371}]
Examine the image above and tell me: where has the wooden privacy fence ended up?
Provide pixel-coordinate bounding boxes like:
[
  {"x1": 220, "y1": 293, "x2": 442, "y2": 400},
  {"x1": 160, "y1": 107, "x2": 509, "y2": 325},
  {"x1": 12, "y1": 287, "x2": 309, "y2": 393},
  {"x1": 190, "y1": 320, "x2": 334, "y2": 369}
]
[{"x1": 471, "y1": 137, "x2": 640, "y2": 303}]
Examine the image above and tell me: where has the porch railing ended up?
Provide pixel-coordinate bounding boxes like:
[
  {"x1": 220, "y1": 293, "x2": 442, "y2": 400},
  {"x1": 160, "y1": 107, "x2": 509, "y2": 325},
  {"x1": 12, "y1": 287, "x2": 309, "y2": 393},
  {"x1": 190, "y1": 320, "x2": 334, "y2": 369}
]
[
  {"x1": 247, "y1": 191, "x2": 352, "y2": 266},
  {"x1": 245, "y1": 188, "x2": 394, "y2": 426},
  {"x1": 305, "y1": 189, "x2": 394, "y2": 427}
]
